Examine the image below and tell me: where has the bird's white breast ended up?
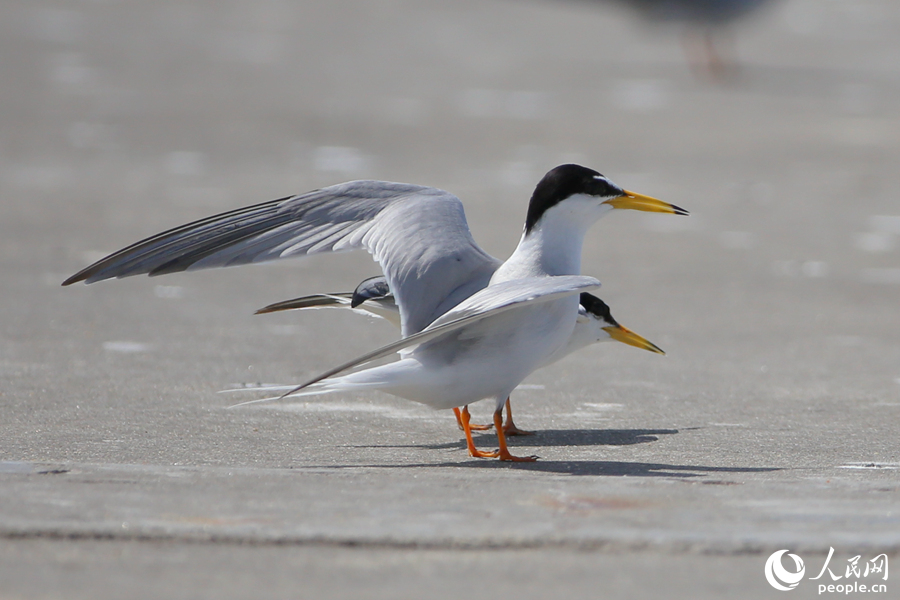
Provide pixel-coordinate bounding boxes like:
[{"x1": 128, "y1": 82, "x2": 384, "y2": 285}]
[{"x1": 369, "y1": 294, "x2": 580, "y2": 410}]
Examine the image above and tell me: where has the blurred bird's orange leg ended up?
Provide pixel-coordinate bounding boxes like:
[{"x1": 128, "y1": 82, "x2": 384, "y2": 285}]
[
  {"x1": 501, "y1": 397, "x2": 533, "y2": 436},
  {"x1": 459, "y1": 406, "x2": 499, "y2": 459},
  {"x1": 453, "y1": 406, "x2": 492, "y2": 431},
  {"x1": 493, "y1": 410, "x2": 537, "y2": 462},
  {"x1": 704, "y1": 29, "x2": 730, "y2": 80}
]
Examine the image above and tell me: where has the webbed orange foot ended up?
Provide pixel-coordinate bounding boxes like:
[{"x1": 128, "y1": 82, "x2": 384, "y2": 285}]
[
  {"x1": 470, "y1": 447, "x2": 501, "y2": 459},
  {"x1": 503, "y1": 423, "x2": 535, "y2": 437},
  {"x1": 453, "y1": 406, "x2": 493, "y2": 432},
  {"x1": 493, "y1": 410, "x2": 538, "y2": 462},
  {"x1": 458, "y1": 405, "x2": 499, "y2": 458},
  {"x1": 501, "y1": 397, "x2": 533, "y2": 436}
]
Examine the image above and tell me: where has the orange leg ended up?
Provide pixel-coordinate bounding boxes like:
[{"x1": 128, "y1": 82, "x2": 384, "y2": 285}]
[
  {"x1": 501, "y1": 397, "x2": 533, "y2": 436},
  {"x1": 493, "y1": 409, "x2": 538, "y2": 462},
  {"x1": 453, "y1": 406, "x2": 492, "y2": 431},
  {"x1": 459, "y1": 405, "x2": 499, "y2": 459}
]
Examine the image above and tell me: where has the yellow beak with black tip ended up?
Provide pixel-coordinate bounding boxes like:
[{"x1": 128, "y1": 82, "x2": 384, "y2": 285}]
[
  {"x1": 602, "y1": 325, "x2": 666, "y2": 355},
  {"x1": 603, "y1": 190, "x2": 689, "y2": 216}
]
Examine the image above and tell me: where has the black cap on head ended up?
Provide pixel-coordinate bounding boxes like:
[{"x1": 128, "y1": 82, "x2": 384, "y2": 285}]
[
  {"x1": 579, "y1": 292, "x2": 618, "y2": 326},
  {"x1": 524, "y1": 164, "x2": 624, "y2": 233},
  {"x1": 350, "y1": 275, "x2": 392, "y2": 308}
]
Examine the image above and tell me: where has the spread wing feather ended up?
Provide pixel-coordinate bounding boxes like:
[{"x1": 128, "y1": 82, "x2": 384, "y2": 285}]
[{"x1": 63, "y1": 181, "x2": 501, "y2": 335}]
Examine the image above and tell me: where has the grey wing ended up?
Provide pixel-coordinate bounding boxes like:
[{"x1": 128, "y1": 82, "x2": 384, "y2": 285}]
[
  {"x1": 277, "y1": 275, "x2": 601, "y2": 398},
  {"x1": 63, "y1": 180, "x2": 501, "y2": 336}
]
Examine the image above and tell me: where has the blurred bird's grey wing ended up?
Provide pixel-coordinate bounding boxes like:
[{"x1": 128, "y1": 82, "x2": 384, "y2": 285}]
[
  {"x1": 63, "y1": 180, "x2": 501, "y2": 335},
  {"x1": 275, "y1": 275, "x2": 601, "y2": 399}
]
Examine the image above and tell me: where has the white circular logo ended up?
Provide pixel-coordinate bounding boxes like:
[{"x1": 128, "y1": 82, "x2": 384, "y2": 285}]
[{"x1": 765, "y1": 550, "x2": 806, "y2": 591}]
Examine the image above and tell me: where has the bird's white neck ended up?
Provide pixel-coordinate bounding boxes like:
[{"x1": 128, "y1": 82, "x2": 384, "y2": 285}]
[{"x1": 493, "y1": 197, "x2": 608, "y2": 283}]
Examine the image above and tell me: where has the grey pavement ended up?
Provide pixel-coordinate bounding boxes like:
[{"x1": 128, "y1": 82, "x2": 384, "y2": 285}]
[{"x1": 2, "y1": 1, "x2": 899, "y2": 598}]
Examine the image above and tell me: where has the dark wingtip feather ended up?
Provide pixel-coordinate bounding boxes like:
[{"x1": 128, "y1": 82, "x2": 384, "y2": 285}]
[{"x1": 59, "y1": 195, "x2": 294, "y2": 287}]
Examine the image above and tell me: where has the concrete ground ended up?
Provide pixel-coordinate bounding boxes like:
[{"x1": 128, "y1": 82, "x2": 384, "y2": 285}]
[{"x1": 2, "y1": 1, "x2": 898, "y2": 598}]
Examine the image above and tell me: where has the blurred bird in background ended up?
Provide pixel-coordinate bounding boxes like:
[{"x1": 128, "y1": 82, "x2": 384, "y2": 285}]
[{"x1": 601, "y1": 0, "x2": 779, "y2": 78}]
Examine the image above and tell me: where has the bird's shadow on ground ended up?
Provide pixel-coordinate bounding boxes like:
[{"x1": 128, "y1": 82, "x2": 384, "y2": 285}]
[
  {"x1": 334, "y1": 427, "x2": 780, "y2": 477},
  {"x1": 308, "y1": 459, "x2": 777, "y2": 478},
  {"x1": 352, "y1": 428, "x2": 681, "y2": 451},
  {"x1": 431, "y1": 460, "x2": 778, "y2": 477}
]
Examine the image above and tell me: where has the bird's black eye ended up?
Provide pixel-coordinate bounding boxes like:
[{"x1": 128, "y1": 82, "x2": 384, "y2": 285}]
[{"x1": 589, "y1": 176, "x2": 621, "y2": 199}]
